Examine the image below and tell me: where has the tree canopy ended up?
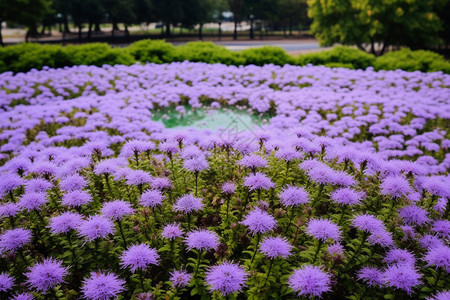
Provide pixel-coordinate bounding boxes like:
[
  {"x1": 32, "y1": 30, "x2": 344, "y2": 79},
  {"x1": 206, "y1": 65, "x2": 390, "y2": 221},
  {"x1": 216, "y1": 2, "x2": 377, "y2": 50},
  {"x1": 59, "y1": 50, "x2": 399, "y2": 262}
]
[{"x1": 308, "y1": 0, "x2": 449, "y2": 54}]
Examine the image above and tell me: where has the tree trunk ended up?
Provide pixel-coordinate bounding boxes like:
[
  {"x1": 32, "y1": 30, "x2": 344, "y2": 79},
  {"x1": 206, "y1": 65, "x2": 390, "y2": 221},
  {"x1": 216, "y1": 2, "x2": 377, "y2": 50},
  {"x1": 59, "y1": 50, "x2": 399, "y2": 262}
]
[
  {"x1": 78, "y1": 25, "x2": 82, "y2": 41},
  {"x1": 233, "y1": 21, "x2": 238, "y2": 40},
  {"x1": 125, "y1": 24, "x2": 130, "y2": 42},
  {"x1": 380, "y1": 42, "x2": 388, "y2": 55},
  {"x1": 218, "y1": 22, "x2": 222, "y2": 41},
  {"x1": 198, "y1": 23, "x2": 203, "y2": 40},
  {"x1": 370, "y1": 38, "x2": 376, "y2": 55},
  {"x1": 165, "y1": 23, "x2": 171, "y2": 37},
  {"x1": 250, "y1": 19, "x2": 254, "y2": 39},
  {"x1": 63, "y1": 16, "x2": 70, "y2": 33},
  {"x1": 95, "y1": 23, "x2": 101, "y2": 32},
  {"x1": 283, "y1": 26, "x2": 287, "y2": 38},
  {"x1": 289, "y1": 19, "x2": 293, "y2": 36},
  {"x1": 0, "y1": 20, "x2": 3, "y2": 47},
  {"x1": 88, "y1": 22, "x2": 93, "y2": 39}
]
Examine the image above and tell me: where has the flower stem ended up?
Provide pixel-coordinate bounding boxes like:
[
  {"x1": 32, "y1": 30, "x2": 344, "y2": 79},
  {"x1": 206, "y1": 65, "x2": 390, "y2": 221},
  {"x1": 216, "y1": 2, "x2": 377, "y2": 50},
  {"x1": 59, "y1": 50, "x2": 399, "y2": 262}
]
[
  {"x1": 194, "y1": 250, "x2": 203, "y2": 277},
  {"x1": 194, "y1": 172, "x2": 199, "y2": 197},
  {"x1": 250, "y1": 233, "x2": 261, "y2": 264},
  {"x1": 312, "y1": 240, "x2": 323, "y2": 264},
  {"x1": 262, "y1": 259, "x2": 274, "y2": 288},
  {"x1": 117, "y1": 219, "x2": 128, "y2": 248}
]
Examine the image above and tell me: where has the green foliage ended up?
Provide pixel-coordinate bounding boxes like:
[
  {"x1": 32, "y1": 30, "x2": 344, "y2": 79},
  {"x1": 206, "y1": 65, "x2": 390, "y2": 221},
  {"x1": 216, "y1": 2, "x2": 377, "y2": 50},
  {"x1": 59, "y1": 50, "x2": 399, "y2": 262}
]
[
  {"x1": 0, "y1": 41, "x2": 449, "y2": 74},
  {"x1": 374, "y1": 48, "x2": 450, "y2": 74},
  {"x1": 65, "y1": 43, "x2": 135, "y2": 67},
  {"x1": 241, "y1": 46, "x2": 295, "y2": 66},
  {"x1": 307, "y1": 0, "x2": 446, "y2": 52},
  {"x1": 170, "y1": 41, "x2": 245, "y2": 65},
  {"x1": 297, "y1": 46, "x2": 376, "y2": 70},
  {"x1": 126, "y1": 39, "x2": 175, "y2": 64},
  {"x1": 0, "y1": 43, "x2": 71, "y2": 73}
]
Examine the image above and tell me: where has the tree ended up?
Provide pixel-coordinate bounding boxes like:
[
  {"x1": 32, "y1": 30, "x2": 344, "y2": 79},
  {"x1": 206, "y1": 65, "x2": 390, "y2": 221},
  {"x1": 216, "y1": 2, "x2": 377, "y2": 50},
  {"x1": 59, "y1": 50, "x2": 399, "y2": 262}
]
[
  {"x1": 278, "y1": 0, "x2": 308, "y2": 36},
  {"x1": 154, "y1": 0, "x2": 184, "y2": 36},
  {"x1": 308, "y1": 0, "x2": 447, "y2": 55},
  {"x1": 0, "y1": 0, "x2": 52, "y2": 43},
  {"x1": 227, "y1": 0, "x2": 244, "y2": 40}
]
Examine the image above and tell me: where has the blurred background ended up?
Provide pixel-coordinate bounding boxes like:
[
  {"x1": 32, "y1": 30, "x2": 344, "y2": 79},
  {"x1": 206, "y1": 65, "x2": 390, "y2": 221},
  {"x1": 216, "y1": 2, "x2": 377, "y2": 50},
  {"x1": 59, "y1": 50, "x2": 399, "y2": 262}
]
[{"x1": 0, "y1": 0, "x2": 449, "y2": 56}]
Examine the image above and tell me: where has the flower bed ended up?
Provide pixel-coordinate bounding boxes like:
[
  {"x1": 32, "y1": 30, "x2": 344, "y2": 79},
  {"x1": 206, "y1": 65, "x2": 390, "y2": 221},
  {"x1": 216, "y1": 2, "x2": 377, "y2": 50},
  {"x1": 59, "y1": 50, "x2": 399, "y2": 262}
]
[{"x1": 0, "y1": 62, "x2": 449, "y2": 299}]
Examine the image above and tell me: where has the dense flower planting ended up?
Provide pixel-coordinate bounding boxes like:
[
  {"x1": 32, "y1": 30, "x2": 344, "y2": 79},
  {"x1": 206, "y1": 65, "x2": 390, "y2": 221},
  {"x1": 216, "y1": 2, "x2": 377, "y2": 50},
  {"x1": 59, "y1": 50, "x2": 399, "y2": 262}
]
[{"x1": 0, "y1": 62, "x2": 449, "y2": 299}]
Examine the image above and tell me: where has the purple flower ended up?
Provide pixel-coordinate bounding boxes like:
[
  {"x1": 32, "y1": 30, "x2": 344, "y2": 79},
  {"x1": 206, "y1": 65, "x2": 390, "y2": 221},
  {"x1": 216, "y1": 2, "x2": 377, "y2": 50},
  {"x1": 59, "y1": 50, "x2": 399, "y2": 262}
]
[
  {"x1": 222, "y1": 182, "x2": 236, "y2": 194},
  {"x1": 183, "y1": 156, "x2": 209, "y2": 172},
  {"x1": 150, "y1": 177, "x2": 172, "y2": 190},
  {"x1": 306, "y1": 165, "x2": 337, "y2": 185},
  {"x1": 424, "y1": 245, "x2": 450, "y2": 273},
  {"x1": 328, "y1": 243, "x2": 344, "y2": 256},
  {"x1": 49, "y1": 212, "x2": 83, "y2": 234},
  {"x1": 120, "y1": 244, "x2": 160, "y2": 272},
  {"x1": 243, "y1": 172, "x2": 275, "y2": 191},
  {"x1": 62, "y1": 190, "x2": 92, "y2": 208},
  {"x1": 368, "y1": 230, "x2": 394, "y2": 248},
  {"x1": 357, "y1": 267, "x2": 383, "y2": 287},
  {"x1": 120, "y1": 140, "x2": 155, "y2": 157},
  {"x1": 274, "y1": 147, "x2": 302, "y2": 161},
  {"x1": 18, "y1": 192, "x2": 48, "y2": 211},
  {"x1": 25, "y1": 178, "x2": 52, "y2": 193},
  {"x1": 0, "y1": 228, "x2": 32, "y2": 253},
  {"x1": 170, "y1": 270, "x2": 192, "y2": 288},
  {"x1": 11, "y1": 293, "x2": 33, "y2": 300},
  {"x1": 59, "y1": 174, "x2": 87, "y2": 192},
  {"x1": 26, "y1": 258, "x2": 67, "y2": 293},
  {"x1": 306, "y1": 219, "x2": 341, "y2": 242},
  {"x1": 380, "y1": 175, "x2": 413, "y2": 198},
  {"x1": 161, "y1": 223, "x2": 183, "y2": 240},
  {"x1": 0, "y1": 202, "x2": 19, "y2": 219},
  {"x1": 77, "y1": 215, "x2": 115, "y2": 242},
  {"x1": 382, "y1": 264, "x2": 421, "y2": 295},
  {"x1": 0, "y1": 273, "x2": 14, "y2": 292},
  {"x1": 125, "y1": 170, "x2": 152, "y2": 186},
  {"x1": 419, "y1": 234, "x2": 445, "y2": 249},
  {"x1": 173, "y1": 194, "x2": 204, "y2": 213},
  {"x1": 140, "y1": 189, "x2": 165, "y2": 207},
  {"x1": 330, "y1": 188, "x2": 364, "y2": 206},
  {"x1": 0, "y1": 173, "x2": 24, "y2": 196},
  {"x1": 279, "y1": 185, "x2": 309, "y2": 207},
  {"x1": 384, "y1": 248, "x2": 416, "y2": 266},
  {"x1": 185, "y1": 229, "x2": 220, "y2": 251},
  {"x1": 399, "y1": 205, "x2": 429, "y2": 226},
  {"x1": 205, "y1": 262, "x2": 248, "y2": 296},
  {"x1": 432, "y1": 220, "x2": 450, "y2": 239},
  {"x1": 81, "y1": 272, "x2": 125, "y2": 300},
  {"x1": 259, "y1": 236, "x2": 292, "y2": 259},
  {"x1": 428, "y1": 290, "x2": 450, "y2": 300},
  {"x1": 239, "y1": 154, "x2": 267, "y2": 170},
  {"x1": 241, "y1": 208, "x2": 277, "y2": 235},
  {"x1": 351, "y1": 214, "x2": 384, "y2": 233},
  {"x1": 288, "y1": 265, "x2": 331, "y2": 298},
  {"x1": 101, "y1": 200, "x2": 134, "y2": 220}
]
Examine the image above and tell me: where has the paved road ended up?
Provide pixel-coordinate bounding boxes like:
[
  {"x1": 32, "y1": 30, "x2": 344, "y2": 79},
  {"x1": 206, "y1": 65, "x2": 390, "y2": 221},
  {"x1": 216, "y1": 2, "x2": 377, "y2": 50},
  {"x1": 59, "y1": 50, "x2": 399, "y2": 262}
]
[{"x1": 217, "y1": 40, "x2": 321, "y2": 52}]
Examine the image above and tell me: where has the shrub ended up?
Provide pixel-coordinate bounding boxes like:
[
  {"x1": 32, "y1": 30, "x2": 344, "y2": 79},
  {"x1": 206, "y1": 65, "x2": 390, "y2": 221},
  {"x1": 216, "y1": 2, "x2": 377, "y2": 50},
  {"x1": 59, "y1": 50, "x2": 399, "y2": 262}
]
[
  {"x1": 0, "y1": 43, "x2": 72, "y2": 73},
  {"x1": 65, "y1": 43, "x2": 135, "y2": 67},
  {"x1": 374, "y1": 48, "x2": 450, "y2": 73},
  {"x1": 297, "y1": 46, "x2": 376, "y2": 70},
  {"x1": 169, "y1": 42, "x2": 245, "y2": 65},
  {"x1": 126, "y1": 39, "x2": 175, "y2": 64},
  {"x1": 241, "y1": 46, "x2": 295, "y2": 66}
]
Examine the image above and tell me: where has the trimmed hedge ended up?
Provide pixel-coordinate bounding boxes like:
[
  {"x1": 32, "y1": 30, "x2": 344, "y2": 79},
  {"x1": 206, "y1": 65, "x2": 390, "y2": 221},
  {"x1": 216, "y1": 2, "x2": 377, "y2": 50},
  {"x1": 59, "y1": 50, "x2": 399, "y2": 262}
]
[
  {"x1": 0, "y1": 40, "x2": 449, "y2": 74},
  {"x1": 373, "y1": 48, "x2": 450, "y2": 73},
  {"x1": 297, "y1": 46, "x2": 376, "y2": 70},
  {"x1": 169, "y1": 42, "x2": 245, "y2": 65}
]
